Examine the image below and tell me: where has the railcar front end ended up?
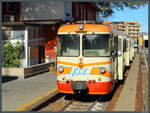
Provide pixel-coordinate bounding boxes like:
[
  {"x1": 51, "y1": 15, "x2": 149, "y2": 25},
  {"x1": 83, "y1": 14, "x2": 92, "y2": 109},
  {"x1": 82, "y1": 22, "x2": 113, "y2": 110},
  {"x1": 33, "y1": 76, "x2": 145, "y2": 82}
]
[{"x1": 56, "y1": 24, "x2": 115, "y2": 95}]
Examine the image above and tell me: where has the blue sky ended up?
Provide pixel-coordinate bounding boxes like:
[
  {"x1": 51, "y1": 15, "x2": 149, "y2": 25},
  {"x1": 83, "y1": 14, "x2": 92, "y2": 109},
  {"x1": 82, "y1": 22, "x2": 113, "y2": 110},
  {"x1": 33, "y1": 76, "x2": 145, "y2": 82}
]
[{"x1": 103, "y1": 4, "x2": 148, "y2": 33}]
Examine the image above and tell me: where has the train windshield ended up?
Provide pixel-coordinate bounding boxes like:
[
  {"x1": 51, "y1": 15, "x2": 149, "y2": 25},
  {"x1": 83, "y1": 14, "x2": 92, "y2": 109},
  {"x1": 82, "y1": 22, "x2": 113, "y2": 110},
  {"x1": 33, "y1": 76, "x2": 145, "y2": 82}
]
[
  {"x1": 57, "y1": 34, "x2": 80, "y2": 57},
  {"x1": 82, "y1": 34, "x2": 110, "y2": 57}
]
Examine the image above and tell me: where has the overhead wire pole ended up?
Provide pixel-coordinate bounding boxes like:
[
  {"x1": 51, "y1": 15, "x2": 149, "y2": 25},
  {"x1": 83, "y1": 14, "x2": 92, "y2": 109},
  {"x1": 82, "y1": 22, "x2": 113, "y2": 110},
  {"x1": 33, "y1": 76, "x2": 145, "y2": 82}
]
[
  {"x1": 0, "y1": 1, "x2": 2, "y2": 111},
  {"x1": 148, "y1": 0, "x2": 150, "y2": 109}
]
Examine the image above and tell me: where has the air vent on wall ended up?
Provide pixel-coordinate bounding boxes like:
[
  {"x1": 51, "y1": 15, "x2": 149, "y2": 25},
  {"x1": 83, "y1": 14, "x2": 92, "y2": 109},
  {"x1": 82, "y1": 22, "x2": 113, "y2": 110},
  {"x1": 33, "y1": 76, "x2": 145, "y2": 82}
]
[{"x1": 4, "y1": 15, "x2": 15, "y2": 22}]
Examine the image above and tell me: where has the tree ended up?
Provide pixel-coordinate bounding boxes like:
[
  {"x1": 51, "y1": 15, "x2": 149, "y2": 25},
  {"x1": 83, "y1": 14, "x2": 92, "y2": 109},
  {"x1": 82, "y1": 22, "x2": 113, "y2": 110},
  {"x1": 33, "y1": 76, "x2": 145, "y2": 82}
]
[{"x1": 96, "y1": 0, "x2": 148, "y2": 17}]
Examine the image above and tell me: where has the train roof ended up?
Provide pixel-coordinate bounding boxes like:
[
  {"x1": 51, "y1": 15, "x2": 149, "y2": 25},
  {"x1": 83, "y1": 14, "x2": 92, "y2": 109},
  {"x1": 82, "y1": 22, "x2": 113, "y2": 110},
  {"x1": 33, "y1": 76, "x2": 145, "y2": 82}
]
[
  {"x1": 111, "y1": 28, "x2": 129, "y2": 38},
  {"x1": 58, "y1": 24, "x2": 111, "y2": 33},
  {"x1": 58, "y1": 23, "x2": 129, "y2": 38}
]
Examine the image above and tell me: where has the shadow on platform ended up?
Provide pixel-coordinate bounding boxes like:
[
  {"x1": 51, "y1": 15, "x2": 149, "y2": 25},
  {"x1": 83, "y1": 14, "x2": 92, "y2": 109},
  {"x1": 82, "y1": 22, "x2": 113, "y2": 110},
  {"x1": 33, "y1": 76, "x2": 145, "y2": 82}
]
[{"x1": 2, "y1": 76, "x2": 18, "y2": 83}]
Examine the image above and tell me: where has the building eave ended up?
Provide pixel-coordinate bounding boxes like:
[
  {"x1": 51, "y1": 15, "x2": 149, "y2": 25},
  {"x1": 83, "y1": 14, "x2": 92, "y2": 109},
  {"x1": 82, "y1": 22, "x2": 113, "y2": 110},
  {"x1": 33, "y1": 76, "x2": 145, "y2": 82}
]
[
  {"x1": 2, "y1": 19, "x2": 67, "y2": 26},
  {"x1": 2, "y1": 22, "x2": 25, "y2": 26}
]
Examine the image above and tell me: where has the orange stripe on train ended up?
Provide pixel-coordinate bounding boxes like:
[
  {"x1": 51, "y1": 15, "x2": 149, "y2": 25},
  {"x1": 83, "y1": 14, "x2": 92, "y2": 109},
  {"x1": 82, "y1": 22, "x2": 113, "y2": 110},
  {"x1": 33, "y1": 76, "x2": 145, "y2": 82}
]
[
  {"x1": 90, "y1": 68, "x2": 111, "y2": 78},
  {"x1": 84, "y1": 61, "x2": 112, "y2": 67},
  {"x1": 57, "y1": 60, "x2": 112, "y2": 67},
  {"x1": 57, "y1": 67, "x2": 72, "y2": 75}
]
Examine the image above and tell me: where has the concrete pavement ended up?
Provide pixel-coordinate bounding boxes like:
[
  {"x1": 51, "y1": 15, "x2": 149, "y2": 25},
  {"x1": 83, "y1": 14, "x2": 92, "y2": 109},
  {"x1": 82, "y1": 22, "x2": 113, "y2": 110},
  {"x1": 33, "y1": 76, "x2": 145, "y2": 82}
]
[
  {"x1": 114, "y1": 54, "x2": 140, "y2": 111},
  {"x1": 2, "y1": 71, "x2": 57, "y2": 111}
]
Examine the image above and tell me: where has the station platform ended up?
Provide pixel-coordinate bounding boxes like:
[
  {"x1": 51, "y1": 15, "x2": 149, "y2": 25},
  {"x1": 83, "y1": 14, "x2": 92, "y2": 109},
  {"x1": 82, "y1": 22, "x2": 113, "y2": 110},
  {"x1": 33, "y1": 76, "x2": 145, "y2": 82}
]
[
  {"x1": 2, "y1": 71, "x2": 57, "y2": 111},
  {"x1": 2, "y1": 53, "x2": 142, "y2": 111},
  {"x1": 114, "y1": 54, "x2": 140, "y2": 111}
]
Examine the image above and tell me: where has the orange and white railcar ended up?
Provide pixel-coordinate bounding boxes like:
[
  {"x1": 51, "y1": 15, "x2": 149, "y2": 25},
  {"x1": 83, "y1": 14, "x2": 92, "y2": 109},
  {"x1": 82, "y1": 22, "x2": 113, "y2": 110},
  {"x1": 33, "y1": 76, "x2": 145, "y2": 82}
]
[{"x1": 56, "y1": 23, "x2": 130, "y2": 95}]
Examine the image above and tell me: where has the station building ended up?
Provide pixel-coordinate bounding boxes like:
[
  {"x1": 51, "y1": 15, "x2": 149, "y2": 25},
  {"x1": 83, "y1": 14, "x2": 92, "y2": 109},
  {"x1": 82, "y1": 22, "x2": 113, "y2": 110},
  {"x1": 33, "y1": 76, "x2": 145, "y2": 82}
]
[{"x1": 2, "y1": 2, "x2": 99, "y2": 67}]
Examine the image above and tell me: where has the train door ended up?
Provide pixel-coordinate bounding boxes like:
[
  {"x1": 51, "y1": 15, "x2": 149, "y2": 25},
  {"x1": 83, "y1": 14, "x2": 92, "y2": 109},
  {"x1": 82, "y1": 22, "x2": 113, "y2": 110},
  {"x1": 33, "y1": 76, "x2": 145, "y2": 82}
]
[
  {"x1": 110, "y1": 34, "x2": 118, "y2": 80},
  {"x1": 129, "y1": 39, "x2": 133, "y2": 62},
  {"x1": 123, "y1": 38, "x2": 127, "y2": 68},
  {"x1": 132, "y1": 39, "x2": 135, "y2": 59},
  {"x1": 129, "y1": 39, "x2": 131, "y2": 61},
  {"x1": 117, "y1": 36, "x2": 124, "y2": 80},
  {"x1": 126, "y1": 38, "x2": 130, "y2": 66}
]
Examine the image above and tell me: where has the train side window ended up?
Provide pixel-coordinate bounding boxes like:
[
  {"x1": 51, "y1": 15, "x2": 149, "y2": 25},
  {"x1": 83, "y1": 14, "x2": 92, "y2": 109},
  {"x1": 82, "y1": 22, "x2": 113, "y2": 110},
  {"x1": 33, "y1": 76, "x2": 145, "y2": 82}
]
[
  {"x1": 125, "y1": 40, "x2": 127, "y2": 51},
  {"x1": 110, "y1": 38, "x2": 114, "y2": 55},
  {"x1": 126, "y1": 39, "x2": 129, "y2": 50},
  {"x1": 111, "y1": 35, "x2": 117, "y2": 56},
  {"x1": 114, "y1": 36, "x2": 118, "y2": 55},
  {"x1": 123, "y1": 39, "x2": 125, "y2": 52},
  {"x1": 118, "y1": 38, "x2": 122, "y2": 51}
]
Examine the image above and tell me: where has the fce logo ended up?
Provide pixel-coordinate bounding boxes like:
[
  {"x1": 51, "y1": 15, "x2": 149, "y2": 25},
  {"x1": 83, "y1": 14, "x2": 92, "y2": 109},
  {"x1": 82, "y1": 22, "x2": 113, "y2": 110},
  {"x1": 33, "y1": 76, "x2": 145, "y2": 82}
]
[{"x1": 72, "y1": 68, "x2": 89, "y2": 77}]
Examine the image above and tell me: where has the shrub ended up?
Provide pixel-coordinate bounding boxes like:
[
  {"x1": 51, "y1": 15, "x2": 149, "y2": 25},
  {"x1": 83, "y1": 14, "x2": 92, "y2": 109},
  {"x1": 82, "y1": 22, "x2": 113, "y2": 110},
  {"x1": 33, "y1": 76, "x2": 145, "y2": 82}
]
[{"x1": 2, "y1": 41, "x2": 21, "y2": 67}]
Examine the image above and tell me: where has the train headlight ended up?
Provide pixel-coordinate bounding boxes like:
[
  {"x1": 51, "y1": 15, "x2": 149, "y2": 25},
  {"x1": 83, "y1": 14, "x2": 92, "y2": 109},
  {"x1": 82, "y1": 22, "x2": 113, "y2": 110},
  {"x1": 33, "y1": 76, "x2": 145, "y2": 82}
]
[
  {"x1": 78, "y1": 24, "x2": 84, "y2": 30},
  {"x1": 58, "y1": 66, "x2": 64, "y2": 73},
  {"x1": 99, "y1": 67, "x2": 106, "y2": 74}
]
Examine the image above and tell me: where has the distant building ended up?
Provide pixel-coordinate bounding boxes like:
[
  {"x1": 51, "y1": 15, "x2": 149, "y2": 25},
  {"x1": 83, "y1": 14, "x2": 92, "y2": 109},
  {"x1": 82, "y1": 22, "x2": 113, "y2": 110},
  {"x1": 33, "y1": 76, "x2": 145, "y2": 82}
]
[
  {"x1": 102, "y1": 21, "x2": 141, "y2": 40},
  {"x1": 127, "y1": 22, "x2": 141, "y2": 39}
]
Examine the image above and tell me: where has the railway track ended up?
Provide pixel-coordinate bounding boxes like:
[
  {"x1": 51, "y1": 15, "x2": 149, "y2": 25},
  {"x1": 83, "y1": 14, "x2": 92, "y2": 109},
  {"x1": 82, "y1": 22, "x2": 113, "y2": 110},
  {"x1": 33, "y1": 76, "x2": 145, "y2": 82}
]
[
  {"x1": 64, "y1": 100, "x2": 109, "y2": 111},
  {"x1": 36, "y1": 94, "x2": 111, "y2": 111},
  {"x1": 30, "y1": 64, "x2": 131, "y2": 112}
]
